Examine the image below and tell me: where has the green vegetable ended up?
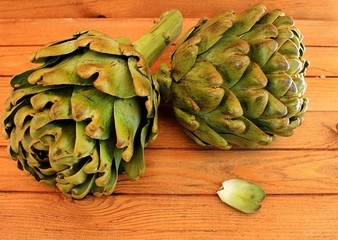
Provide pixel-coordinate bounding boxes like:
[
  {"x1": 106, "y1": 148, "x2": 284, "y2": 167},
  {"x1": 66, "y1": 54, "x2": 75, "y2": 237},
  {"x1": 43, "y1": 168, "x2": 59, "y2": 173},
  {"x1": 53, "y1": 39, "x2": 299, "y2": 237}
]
[
  {"x1": 157, "y1": 4, "x2": 309, "y2": 149},
  {"x1": 1, "y1": 10, "x2": 182, "y2": 199},
  {"x1": 217, "y1": 179, "x2": 265, "y2": 214}
]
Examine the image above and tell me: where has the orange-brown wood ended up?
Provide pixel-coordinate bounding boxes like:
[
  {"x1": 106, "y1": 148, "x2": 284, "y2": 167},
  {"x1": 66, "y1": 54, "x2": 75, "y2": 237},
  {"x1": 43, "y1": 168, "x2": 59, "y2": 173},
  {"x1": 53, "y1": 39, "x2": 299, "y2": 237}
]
[
  {"x1": 1, "y1": 0, "x2": 338, "y2": 20},
  {"x1": 0, "y1": 193, "x2": 337, "y2": 240},
  {"x1": 0, "y1": 19, "x2": 337, "y2": 46},
  {"x1": 0, "y1": 45, "x2": 336, "y2": 77},
  {"x1": 1, "y1": 148, "x2": 337, "y2": 194},
  {"x1": 0, "y1": 2, "x2": 337, "y2": 239}
]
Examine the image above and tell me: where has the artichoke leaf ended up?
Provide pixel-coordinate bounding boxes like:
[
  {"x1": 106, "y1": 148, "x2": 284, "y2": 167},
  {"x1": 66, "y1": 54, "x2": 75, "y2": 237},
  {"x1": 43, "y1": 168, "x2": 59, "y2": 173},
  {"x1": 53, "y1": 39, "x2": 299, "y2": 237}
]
[
  {"x1": 73, "y1": 121, "x2": 96, "y2": 159},
  {"x1": 122, "y1": 121, "x2": 148, "y2": 179},
  {"x1": 11, "y1": 56, "x2": 61, "y2": 89},
  {"x1": 265, "y1": 72, "x2": 293, "y2": 98},
  {"x1": 61, "y1": 160, "x2": 89, "y2": 185},
  {"x1": 30, "y1": 88, "x2": 73, "y2": 120},
  {"x1": 7, "y1": 84, "x2": 65, "y2": 110},
  {"x1": 231, "y1": 62, "x2": 268, "y2": 90},
  {"x1": 262, "y1": 52, "x2": 290, "y2": 73},
  {"x1": 173, "y1": 107, "x2": 200, "y2": 132},
  {"x1": 95, "y1": 143, "x2": 119, "y2": 194},
  {"x1": 193, "y1": 10, "x2": 235, "y2": 54},
  {"x1": 254, "y1": 117, "x2": 291, "y2": 135},
  {"x1": 30, "y1": 108, "x2": 55, "y2": 132},
  {"x1": 174, "y1": 18, "x2": 208, "y2": 50},
  {"x1": 76, "y1": 31, "x2": 122, "y2": 55},
  {"x1": 56, "y1": 182, "x2": 75, "y2": 194},
  {"x1": 198, "y1": 89, "x2": 245, "y2": 134},
  {"x1": 76, "y1": 50, "x2": 137, "y2": 98},
  {"x1": 182, "y1": 129, "x2": 208, "y2": 147},
  {"x1": 50, "y1": 156, "x2": 82, "y2": 172},
  {"x1": 222, "y1": 4, "x2": 267, "y2": 39},
  {"x1": 71, "y1": 173, "x2": 96, "y2": 199},
  {"x1": 9, "y1": 121, "x2": 30, "y2": 153},
  {"x1": 171, "y1": 36, "x2": 201, "y2": 82},
  {"x1": 217, "y1": 179, "x2": 265, "y2": 214},
  {"x1": 193, "y1": 119, "x2": 231, "y2": 150},
  {"x1": 30, "y1": 39, "x2": 78, "y2": 62},
  {"x1": 30, "y1": 122, "x2": 76, "y2": 161},
  {"x1": 83, "y1": 146, "x2": 100, "y2": 174},
  {"x1": 71, "y1": 86, "x2": 115, "y2": 140},
  {"x1": 248, "y1": 39, "x2": 279, "y2": 67},
  {"x1": 241, "y1": 23, "x2": 278, "y2": 43},
  {"x1": 128, "y1": 57, "x2": 152, "y2": 97},
  {"x1": 221, "y1": 116, "x2": 273, "y2": 146},
  {"x1": 95, "y1": 147, "x2": 122, "y2": 195},
  {"x1": 278, "y1": 39, "x2": 300, "y2": 59},
  {"x1": 98, "y1": 136, "x2": 115, "y2": 173},
  {"x1": 28, "y1": 54, "x2": 93, "y2": 86},
  {"x1": 2, "y1": 98, "x2": 31, "y2": 139},
  {"x1": 176, "y1": 61, "x2": 225, "y2": 113},
  {"x1": 257, "y1": 9, "x2": 284, "y2": 24},
  {"x1": 220, "y1": 133, "x2": 264, "y2": 148},
  {"x1": 114, "y1": 97, "x2": 142, "y2": 162},
  {"x1": 200, "y1": 39, "x2": 251, "y2": 88},
  {"x1": 261, "y1": 92, "x2": 288, "y2": 118},
  {"x1": 233, "y1": 89, "x2": 269, "y2": 118},
  {"x1": 13, "y1": 105, "x2": 36, "y2": 130}
]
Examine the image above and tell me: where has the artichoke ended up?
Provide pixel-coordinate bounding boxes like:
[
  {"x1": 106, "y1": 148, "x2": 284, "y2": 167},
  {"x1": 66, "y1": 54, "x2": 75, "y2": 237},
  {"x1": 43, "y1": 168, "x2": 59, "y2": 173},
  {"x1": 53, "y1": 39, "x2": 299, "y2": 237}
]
[
  {"x1": 157, "y1": 4, "x2": 309, "y2": 149},
  {"x1": 1, "y1": 10, "x2": 182, "y2": 199}
]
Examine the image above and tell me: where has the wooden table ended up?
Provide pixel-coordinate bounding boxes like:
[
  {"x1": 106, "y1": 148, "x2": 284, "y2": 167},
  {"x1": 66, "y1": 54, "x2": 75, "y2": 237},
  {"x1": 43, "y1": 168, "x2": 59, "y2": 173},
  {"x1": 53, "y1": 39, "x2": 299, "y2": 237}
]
[{"x1": 0, "y1": 1, "x2": 337, "y2": 239}]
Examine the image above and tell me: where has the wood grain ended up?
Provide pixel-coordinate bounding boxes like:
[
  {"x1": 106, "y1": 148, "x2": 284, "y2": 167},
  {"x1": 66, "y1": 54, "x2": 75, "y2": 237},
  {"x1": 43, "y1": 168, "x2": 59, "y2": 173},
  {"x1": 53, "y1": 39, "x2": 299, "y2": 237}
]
[
  {"x1": 0, "y1": 45, "x2": 337, "y2": 77},
  {"x1": 1, "y1": 147, "x2": 337, "y2": 194},
  {"x1": 0, "y1": 0, "x2": 338, "y2": 20},
  {"x1": 1, "y1": 19, "x2": 337, "y2": 47},
  {"x1": 0, "y1": 3, "x2": 337, "y2": 240},
  {"x1": 0, "y1": 193, "x2": 337, "y2": 240}
]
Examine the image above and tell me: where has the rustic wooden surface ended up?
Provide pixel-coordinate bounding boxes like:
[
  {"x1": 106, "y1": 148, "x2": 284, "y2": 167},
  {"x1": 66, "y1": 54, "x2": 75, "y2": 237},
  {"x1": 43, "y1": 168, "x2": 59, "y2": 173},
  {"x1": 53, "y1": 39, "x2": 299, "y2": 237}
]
[{"x1": 0, "y1": 1, "x2": 337, "y2": 239}]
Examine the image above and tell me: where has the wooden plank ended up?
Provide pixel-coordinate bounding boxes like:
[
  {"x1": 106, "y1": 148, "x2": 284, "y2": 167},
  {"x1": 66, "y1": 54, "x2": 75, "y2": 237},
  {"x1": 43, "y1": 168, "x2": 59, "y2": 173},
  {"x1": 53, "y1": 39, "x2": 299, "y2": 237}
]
[
  {"x1": 0, "y1": 18, "x2": 337, "y2": 47},
  {"x1": 0, "y1": 18, "x2": 163, "y2": 46},
  {"x1": 0, "y1": 0, "x2": 338, "y2": 21},
  {"x1": 305, "y1": 77, "x2": 338, "y2": 111},
  {"x1": 305, "y1": 47, "x2": 338, "y2": 77},
  {"x1": 300, "y1": 20, "x2": 338, "y2": 47},
  {"x1": 1, "y1": 148, "x2": 337, "y2": 194},
  {"x1": 0, "y1": 193, "x2": 337, "y2": 240},
  {"x1": 0, "y1": 45, "x2": 336, "y2": 77}
]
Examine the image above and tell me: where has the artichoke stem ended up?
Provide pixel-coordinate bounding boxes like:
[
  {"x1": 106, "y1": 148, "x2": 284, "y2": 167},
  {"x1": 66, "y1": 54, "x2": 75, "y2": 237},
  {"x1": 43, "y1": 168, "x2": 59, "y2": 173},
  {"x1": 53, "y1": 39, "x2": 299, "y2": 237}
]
[{"x1": 133, "y1": 9, "x2": 182, "y2": 66}]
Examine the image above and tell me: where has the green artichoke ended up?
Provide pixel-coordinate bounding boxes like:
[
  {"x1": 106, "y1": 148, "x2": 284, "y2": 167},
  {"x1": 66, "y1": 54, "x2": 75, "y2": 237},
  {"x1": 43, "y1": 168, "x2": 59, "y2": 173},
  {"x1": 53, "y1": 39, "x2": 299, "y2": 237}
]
[
  {"x1": 157, "y1": 4, "x2": 309, "y2": 149},
  {"x1": 1, "y1": 10, "x2": 182, "y2": 199}
]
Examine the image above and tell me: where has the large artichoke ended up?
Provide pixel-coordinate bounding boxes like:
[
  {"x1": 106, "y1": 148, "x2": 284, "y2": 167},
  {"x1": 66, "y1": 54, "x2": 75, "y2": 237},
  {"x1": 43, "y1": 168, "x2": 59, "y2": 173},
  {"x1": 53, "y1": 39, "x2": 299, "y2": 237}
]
[
  {"x1": 1, "y1": 10, "x2": 182, "y2": 199},
  {"x1": 157, "y1": 4, "x2": 309, "y2": 149}
]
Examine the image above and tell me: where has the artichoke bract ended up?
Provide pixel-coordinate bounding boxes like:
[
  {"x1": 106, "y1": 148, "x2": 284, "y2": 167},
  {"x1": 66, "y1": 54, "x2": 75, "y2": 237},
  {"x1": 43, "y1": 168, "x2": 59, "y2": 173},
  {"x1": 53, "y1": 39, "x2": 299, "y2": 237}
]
[
  {"x1": 1, "y1": 10, "x2": 182, "y2": 199},
  {"x1": 157, "y1": 4, "x2": 309, "y2": 149}
]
